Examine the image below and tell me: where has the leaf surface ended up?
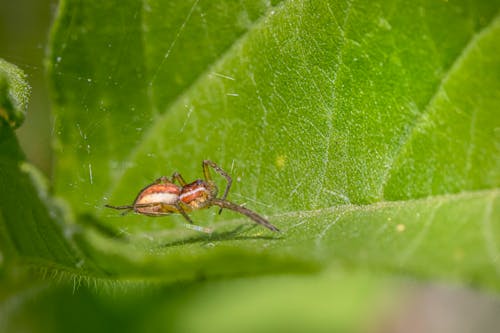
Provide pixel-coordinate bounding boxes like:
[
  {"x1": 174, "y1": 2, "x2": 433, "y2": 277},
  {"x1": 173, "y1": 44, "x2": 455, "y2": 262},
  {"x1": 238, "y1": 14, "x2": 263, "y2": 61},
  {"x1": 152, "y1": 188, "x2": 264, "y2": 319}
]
[{"x1": 28, "y1": 0, "x2": 500, "y2": 288}]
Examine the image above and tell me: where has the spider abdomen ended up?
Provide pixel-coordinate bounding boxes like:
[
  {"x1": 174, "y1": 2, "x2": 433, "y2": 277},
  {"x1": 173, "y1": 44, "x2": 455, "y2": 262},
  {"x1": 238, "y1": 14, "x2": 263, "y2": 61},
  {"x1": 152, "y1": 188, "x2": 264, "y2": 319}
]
[{"x1": 134, "y1": 182, "x2": 181, "y2": 215}]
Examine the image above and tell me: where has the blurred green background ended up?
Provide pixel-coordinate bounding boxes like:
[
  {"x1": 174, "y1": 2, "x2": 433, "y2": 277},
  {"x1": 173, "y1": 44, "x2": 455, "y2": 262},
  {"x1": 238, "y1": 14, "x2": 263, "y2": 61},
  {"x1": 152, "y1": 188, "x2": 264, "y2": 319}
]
[
  {"x1": 1, "y1": 0, "x2": 55, "y2": 175},
  {"x1": 1, "y1": 1, "x2": 500, "y2": 332}
]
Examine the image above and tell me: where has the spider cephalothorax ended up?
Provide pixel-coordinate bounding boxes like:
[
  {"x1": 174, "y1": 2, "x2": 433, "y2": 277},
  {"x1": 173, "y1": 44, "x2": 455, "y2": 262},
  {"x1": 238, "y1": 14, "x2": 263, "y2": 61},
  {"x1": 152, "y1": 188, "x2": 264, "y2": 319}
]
[{"x1": 179, "y1": 179, "x2": 218, "y2": 210}]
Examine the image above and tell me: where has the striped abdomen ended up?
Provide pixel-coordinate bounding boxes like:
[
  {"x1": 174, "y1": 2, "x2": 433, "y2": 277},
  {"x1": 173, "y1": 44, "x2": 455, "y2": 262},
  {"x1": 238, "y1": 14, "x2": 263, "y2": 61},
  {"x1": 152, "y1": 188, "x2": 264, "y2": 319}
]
[{"x1": 134, "y1": 182, "x2": 181, "y2": 215}]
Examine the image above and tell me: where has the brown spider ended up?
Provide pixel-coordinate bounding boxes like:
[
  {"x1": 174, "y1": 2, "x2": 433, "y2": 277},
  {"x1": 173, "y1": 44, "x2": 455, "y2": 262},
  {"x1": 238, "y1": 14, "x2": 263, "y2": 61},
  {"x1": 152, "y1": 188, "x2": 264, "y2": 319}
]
[{"x1": 105, "y1": 160, "x2": 279, "y2": 232}]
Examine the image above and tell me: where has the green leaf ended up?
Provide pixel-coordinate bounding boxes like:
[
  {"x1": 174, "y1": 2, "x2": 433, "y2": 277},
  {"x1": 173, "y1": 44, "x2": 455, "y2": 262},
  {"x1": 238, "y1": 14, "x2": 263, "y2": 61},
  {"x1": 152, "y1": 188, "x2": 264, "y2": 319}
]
[
  {"x1": 0, "y1": 108, "x2": 83, "y2": 274},
  {"x1": 0, "y1": 58, "x2": 30, "y2": 129},
  {"x1": 34, "y1": 0, "x2": 500, "y2": 288},
  {"x1": 2, "y1": 0, "x2": 500, "y2": 331}
]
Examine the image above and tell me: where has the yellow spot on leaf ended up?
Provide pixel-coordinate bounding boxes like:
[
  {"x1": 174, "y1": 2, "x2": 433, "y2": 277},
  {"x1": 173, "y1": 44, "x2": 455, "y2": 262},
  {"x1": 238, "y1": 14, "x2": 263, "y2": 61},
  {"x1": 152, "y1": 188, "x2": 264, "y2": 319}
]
[
  {"x1": 396, "y1": 224, "x2": 405, "y2": 232},
  {"x1": 275, "y1": 155, "x2": 287, "y2": 170}
]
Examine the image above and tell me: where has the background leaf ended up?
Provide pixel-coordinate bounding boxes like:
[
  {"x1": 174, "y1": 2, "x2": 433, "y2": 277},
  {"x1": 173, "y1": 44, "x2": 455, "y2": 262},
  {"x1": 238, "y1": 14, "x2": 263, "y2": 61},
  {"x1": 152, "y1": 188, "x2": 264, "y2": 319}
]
[
  {"x1": 0, "y1": 60, "x2": 82, "y2": 274},
  {"x1": 0, "y1": 58, "x2": 30, "y2": 128}
]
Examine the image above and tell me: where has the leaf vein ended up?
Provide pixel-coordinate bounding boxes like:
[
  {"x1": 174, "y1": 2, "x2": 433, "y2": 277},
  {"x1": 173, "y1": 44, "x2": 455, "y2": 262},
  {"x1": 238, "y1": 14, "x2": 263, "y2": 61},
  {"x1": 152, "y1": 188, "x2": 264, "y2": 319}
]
[
  {"x1": 104, "y1": 0, "x2": 287, "y2": 202},
  {"x1": 314, "y1": 0, "x2": 353, "y2": 204},
  {"x1": 376, "y1": 12, "x2": 500, "y2": 199}
]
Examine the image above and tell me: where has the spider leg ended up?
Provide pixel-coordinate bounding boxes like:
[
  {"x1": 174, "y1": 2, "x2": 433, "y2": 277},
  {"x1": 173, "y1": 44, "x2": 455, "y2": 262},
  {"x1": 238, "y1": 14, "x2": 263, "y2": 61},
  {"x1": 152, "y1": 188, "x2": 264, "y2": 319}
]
[
  {"x1": 211, "y1": 199, "x2": 279, "y2": 232},
  {"x1": 153, "y1": 176, "x2": 171, "y2": 184},
  {"x1": 105, "y1": 204, "x2": 134, "y2": 211},
  {"x1": 104, "y1": 204, "x2": 135, "y2": 216},
  {"x1": 171, "y1": 172, "x2": 188, "y2": 186},
  {"x1": 128, "y1": 202, "x2": 173, "y2": 216},
  {"x1": 175, "y1": 202, "x2": 195, "y2": 224},
  {"x1": 203, "y1": 160, "x2": 233, "y2": 214},
  {"x1": 176, "y1": 201, "x2": 212, "y2": 233},
  {"x1": 105, "y1": 204, "x2": 133, "y2": 210}
]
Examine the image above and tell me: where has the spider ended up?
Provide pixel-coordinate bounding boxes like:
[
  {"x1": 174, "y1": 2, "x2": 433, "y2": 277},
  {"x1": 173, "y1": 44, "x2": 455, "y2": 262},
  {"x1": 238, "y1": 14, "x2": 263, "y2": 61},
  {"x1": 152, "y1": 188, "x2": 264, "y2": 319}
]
[{"x1": 105, "y1": 160, "x2": 279, "y2": 232}]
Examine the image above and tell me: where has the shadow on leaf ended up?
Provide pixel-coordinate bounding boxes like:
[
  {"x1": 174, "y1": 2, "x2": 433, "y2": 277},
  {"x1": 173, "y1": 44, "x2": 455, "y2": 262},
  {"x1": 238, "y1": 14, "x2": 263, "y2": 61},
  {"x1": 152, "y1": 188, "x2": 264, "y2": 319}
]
[{"x1": 159, "y1": 224, "x2": 284, "y2": 248}]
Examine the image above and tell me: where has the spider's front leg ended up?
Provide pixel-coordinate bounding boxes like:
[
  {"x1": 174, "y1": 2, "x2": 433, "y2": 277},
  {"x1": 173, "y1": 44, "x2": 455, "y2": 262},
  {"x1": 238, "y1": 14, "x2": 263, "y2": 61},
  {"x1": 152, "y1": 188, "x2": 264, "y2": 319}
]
[{"x1": 202, "y1": 160, "x2": 233, "y2": 214}]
